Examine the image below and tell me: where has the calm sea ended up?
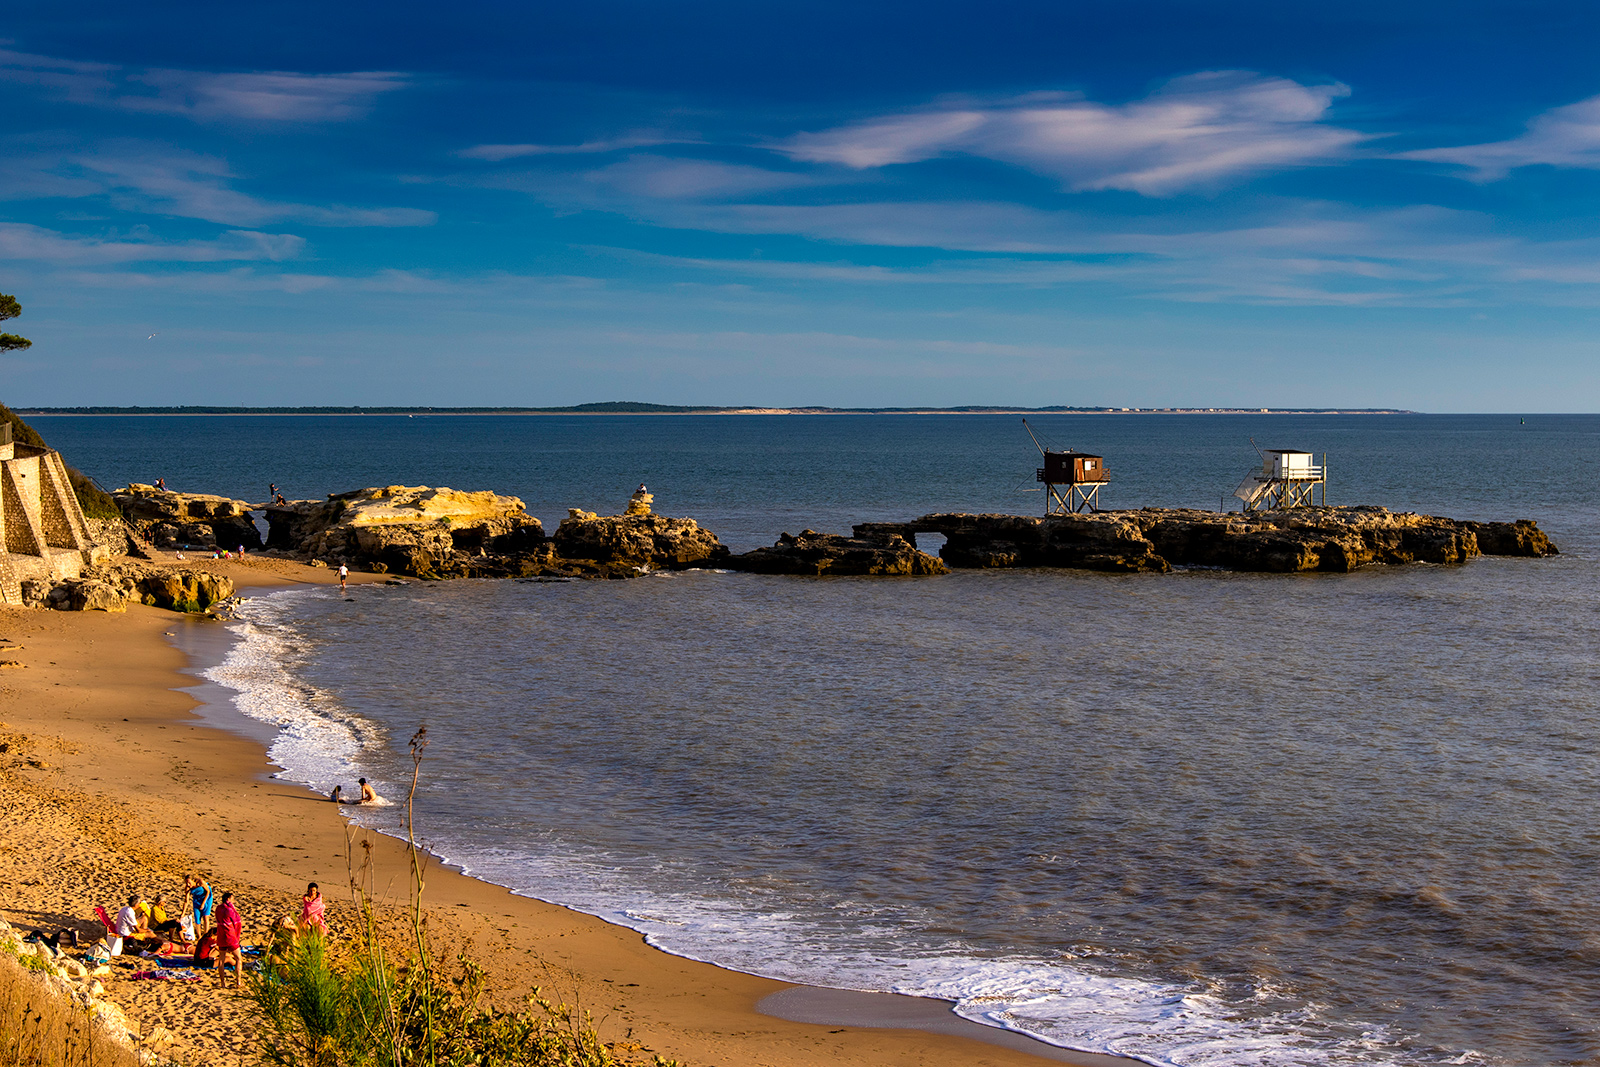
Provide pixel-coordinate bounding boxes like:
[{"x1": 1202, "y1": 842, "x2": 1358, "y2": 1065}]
[{"x1": 37, "y1": 414, "x2": 1600, "y2": 1067}]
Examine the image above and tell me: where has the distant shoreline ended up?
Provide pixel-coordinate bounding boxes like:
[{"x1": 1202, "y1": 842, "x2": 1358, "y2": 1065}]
[{"x1": 16, "y1": 404, "x2": 1418, "y2": 416}]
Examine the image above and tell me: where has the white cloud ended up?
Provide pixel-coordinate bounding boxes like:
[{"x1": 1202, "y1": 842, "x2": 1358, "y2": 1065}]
[
  {"x1": 458, "y1": 137, "x2": 672, "y2": 161},
  {"x1": 1400, "y1": 94, "x2": 1600, "y2": 179},
  {"x1": 0, "y1": 47, "x2": 403, "y2": 123},
  {"x1": 782, "y1": 72, "x2": 1362, "y2": 195},
  {"x1": 0, "y1": 48, "x2": 116, "y2": 102},
  {"x1": 587, "y1": 156, "x2": 817, "y2": 200},
  {"x1": 125, "y1": 69, "x2": 405, "y2": 123},
  {"x1": 0, "y1": 222, "x2": 304, "y2": 264},
  {"x1": 0, "y1": 144, "x2": 435, "y2": 227}
]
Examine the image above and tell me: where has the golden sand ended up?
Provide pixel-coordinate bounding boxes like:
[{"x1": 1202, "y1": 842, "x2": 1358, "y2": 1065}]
[{"x1": 0, "y1": 554, "x2": 1103, "y2": 1066}]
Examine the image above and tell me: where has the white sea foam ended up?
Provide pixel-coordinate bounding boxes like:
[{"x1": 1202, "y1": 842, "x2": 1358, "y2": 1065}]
[
  {"x1": 199, "y1": 588, "x2": 1438, "y2": 1067},
  {"x1": 203, "y1": 588, "x2": 394, "y2": 801}
]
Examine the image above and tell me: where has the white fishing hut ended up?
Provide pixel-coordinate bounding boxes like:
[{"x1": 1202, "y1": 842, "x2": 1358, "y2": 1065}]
[{"x1": 1233, "y1": 448, "x2": 1326, "y2": 511}]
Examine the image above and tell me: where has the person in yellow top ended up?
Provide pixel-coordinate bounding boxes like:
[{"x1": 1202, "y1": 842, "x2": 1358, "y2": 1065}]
[
  {"x1": 149, "y1": 893, "x2": 183, "y2": 943},
  {"x1": 133, "y1": 894, "x2": 152, "y2": 930}
]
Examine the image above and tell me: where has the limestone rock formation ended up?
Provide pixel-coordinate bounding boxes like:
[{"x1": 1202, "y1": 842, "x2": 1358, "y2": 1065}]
[
  {"x1": 114, "y1": 485, "x2": 262, "y2": 550},
  {"x1": 857, "y1": 513, "x2": 1167, "y2": 572},
  {"x1": 264, "y1": 485, "x2": 546, "y2": 577},
  {"x1": 728, "y1": 530, "x2": 947, "y2": 576},
  {"x1": 858, "y1": 507, "x2": 1557, "y2": 574},
  {"x1": 552, "y1": 511, "x2": 728, "y2": 571},
  {"x1": 1461, "y1": 519, "x2": 1557, "y2": 557},
  {"x1": 38, "y1": 562, "x2": 235, "y2": 613}
]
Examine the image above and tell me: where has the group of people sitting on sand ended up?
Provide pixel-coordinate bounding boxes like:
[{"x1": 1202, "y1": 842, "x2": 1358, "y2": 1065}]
[
  {"x1": 95, "y1": 874, "x2": 247, "y2": 987},
  {"x1": 23, "y1": 874, "x2": 337, "y2": 990}
]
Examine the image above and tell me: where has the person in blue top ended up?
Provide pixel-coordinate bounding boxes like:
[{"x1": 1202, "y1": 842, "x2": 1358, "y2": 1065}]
[{"x1": 184, "y1": 872, "x2": 214, "y2": 936}]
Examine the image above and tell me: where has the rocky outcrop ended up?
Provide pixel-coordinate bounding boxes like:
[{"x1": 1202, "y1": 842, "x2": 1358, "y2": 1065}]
[
  {"x1": 1461, "y1": 519, "x2": 1557, "y2": 557},
  {"x1": 728, "y1": 530, "x2": 947, "y2": 576},
  {"x1": 859, "y1": 507, "x2": 1558, "y2": 574},
  {"x1": 263, "y1": 485, "x2": 547, "y2": 578},
  {"x1": 29, "y1": 562, "x2": 235, "y2": 613},
  {"x1": 553, "y1": 510, "x2": 729, "y2": 571},
  {"x1": 857, "y1": 513, "x2": 1168, "y2": 573},
  {"x1": 113, "y1": 484, "x2": 261, "y2": 550},
  {"x1": 0, "y1": 917, "x2": 142, "y2": 1052}
]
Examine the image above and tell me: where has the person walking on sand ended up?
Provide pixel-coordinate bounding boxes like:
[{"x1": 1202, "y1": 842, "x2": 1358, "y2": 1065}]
[
  {"x1": 214, "y1": 891, "x2": 244, "y2": 988},
  {"x1": 299, "y1": 882, "x2": 328, "y2": 938},
  {"x1": 338, "y1": 563, "x2": 348, "y2": 593}
]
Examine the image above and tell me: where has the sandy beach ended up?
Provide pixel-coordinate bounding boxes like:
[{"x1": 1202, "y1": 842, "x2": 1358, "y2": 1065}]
[{"x1": 0, "y1": 553, "x2": 1119, "y2": 1067}]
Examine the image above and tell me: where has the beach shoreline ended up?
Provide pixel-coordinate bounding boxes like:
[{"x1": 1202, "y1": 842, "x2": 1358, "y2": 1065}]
[{"x1": 0, "y1": 554, "x2": 1119, "y2": 1067}]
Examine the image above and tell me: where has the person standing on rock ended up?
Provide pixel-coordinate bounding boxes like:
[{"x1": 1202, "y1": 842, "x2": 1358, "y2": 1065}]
[{"x1": 338, "y1": 563, "x2": 348, "y2": 593}]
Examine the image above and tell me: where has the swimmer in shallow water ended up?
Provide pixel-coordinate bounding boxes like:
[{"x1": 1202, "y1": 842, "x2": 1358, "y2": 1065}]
[
  {"x1": 328, "y1": 784, "x2": 342, "y2": 803},
  {"x1": 359, "y1": 778, "x2": 378, "y2": 804}
]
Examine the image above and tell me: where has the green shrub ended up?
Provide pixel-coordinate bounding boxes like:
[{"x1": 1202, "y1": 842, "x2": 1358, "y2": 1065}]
[{"x1": 249, "y1": 726, "x2": 680, "y2": 1067}]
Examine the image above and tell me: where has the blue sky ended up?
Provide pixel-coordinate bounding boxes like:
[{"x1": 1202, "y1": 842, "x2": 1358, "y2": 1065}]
[{"x1": 6, "y1": 1, "x2": 1600, "y2": 409}]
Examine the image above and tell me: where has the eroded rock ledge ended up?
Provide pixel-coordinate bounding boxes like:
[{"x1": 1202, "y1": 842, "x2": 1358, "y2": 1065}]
[
  {"x1": 725, "y1": 530, "x2": 947, "y2": 576},
  {"x1": 261, "y1": 486, "x2": 727, "y2": 580},
  {"x1": 855, "y1": 507, "x2": 1558, "y2": 574}
]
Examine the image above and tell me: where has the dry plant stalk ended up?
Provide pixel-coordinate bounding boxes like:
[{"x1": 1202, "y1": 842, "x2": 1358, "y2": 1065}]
[
  {"x1": 0, "y1": 952, "x2": 139, "y2": 1067},
  {"x1": 249, "y1": 724, "x2": 678, "y2": 1067}
]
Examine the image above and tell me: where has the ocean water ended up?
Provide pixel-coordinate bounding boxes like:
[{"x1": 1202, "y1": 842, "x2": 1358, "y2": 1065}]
[{"x1": 37, "y1": 413, "x2": 1600, "y2": 1067}]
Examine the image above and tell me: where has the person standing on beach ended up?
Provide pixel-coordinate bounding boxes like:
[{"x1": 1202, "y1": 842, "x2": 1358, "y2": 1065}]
[
  {"x1": 338, "y1": 563, "x2": 348, "y2": 593},
  {"x1": 299, "y1": 883, "x2": 328, "y2": 938},
  {"x1": 185, "y1": 873, "x2": 214, "y2": 936},
  {"x1": 214, "y1": 891, "x2": 244, "y2": 988}
]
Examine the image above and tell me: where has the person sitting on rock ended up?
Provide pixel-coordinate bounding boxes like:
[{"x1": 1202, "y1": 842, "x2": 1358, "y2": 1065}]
[{"x1": 625, "y1": 485, "x2": 653, "y2": 517}]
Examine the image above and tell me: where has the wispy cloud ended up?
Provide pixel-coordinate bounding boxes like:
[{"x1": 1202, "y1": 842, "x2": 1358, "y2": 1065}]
[
  {"x1": 782, "y1": 72, "x2": 1363, "y2": 195},
  {"x1": 1400, "y1": 93, "x2": 1600, "y2": 179},
  {"x1": 457, "y1": 137, "x2": 674, "y2": 161},
  {"x1": 0, "y1": 222, "x2": 304, "y2": 264},
  {"x1": 0, "y1": 47, "x2": 403, "y2": 123},
  {"x1": 584, "y1": 200, "x2": 1600, "y2": 307},
  {"x1": 586, "y1": 155, "x2": 819, "y2": 200},
  {"x1": 0, "y1": 143, "x2": 435, "y2": 227},
  {"x1": 124, "y1": 69, "x2": 405, "y2": 123}
]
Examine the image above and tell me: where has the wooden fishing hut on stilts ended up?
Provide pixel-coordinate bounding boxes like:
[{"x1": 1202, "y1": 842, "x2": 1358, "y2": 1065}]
[{"x1": 1023, "y1": 419, "x2": 1109, "y2": 514}]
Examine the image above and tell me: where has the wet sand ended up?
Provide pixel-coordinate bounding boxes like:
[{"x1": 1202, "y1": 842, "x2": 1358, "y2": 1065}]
[{"x1": 0, "y1": 554, "x2": 1118, "y2": 1066}]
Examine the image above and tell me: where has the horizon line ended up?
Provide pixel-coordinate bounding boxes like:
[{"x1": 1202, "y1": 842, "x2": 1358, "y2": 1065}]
[{"x1": 13, "y1": 403, "x2": 1421, "y2": 416}]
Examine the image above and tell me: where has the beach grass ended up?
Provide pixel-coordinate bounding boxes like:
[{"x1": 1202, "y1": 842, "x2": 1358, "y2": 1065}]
[
  {"x1": 249, "y1": 726, "x2": 678, "y2": 1067},
  {"x1": 0, "y1": 951, "x2": 139, "y2": 1067}
]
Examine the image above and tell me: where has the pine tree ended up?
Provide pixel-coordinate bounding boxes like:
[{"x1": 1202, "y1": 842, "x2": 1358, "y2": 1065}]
[{"x1": 0, "y1": 293, "x2": 31, "y2": 353}]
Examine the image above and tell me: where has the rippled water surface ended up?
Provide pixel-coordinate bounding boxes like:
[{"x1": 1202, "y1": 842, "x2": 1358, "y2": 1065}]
[{"x1": 40, "y1": 413, "x2": 1600, "y2": 1066}]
